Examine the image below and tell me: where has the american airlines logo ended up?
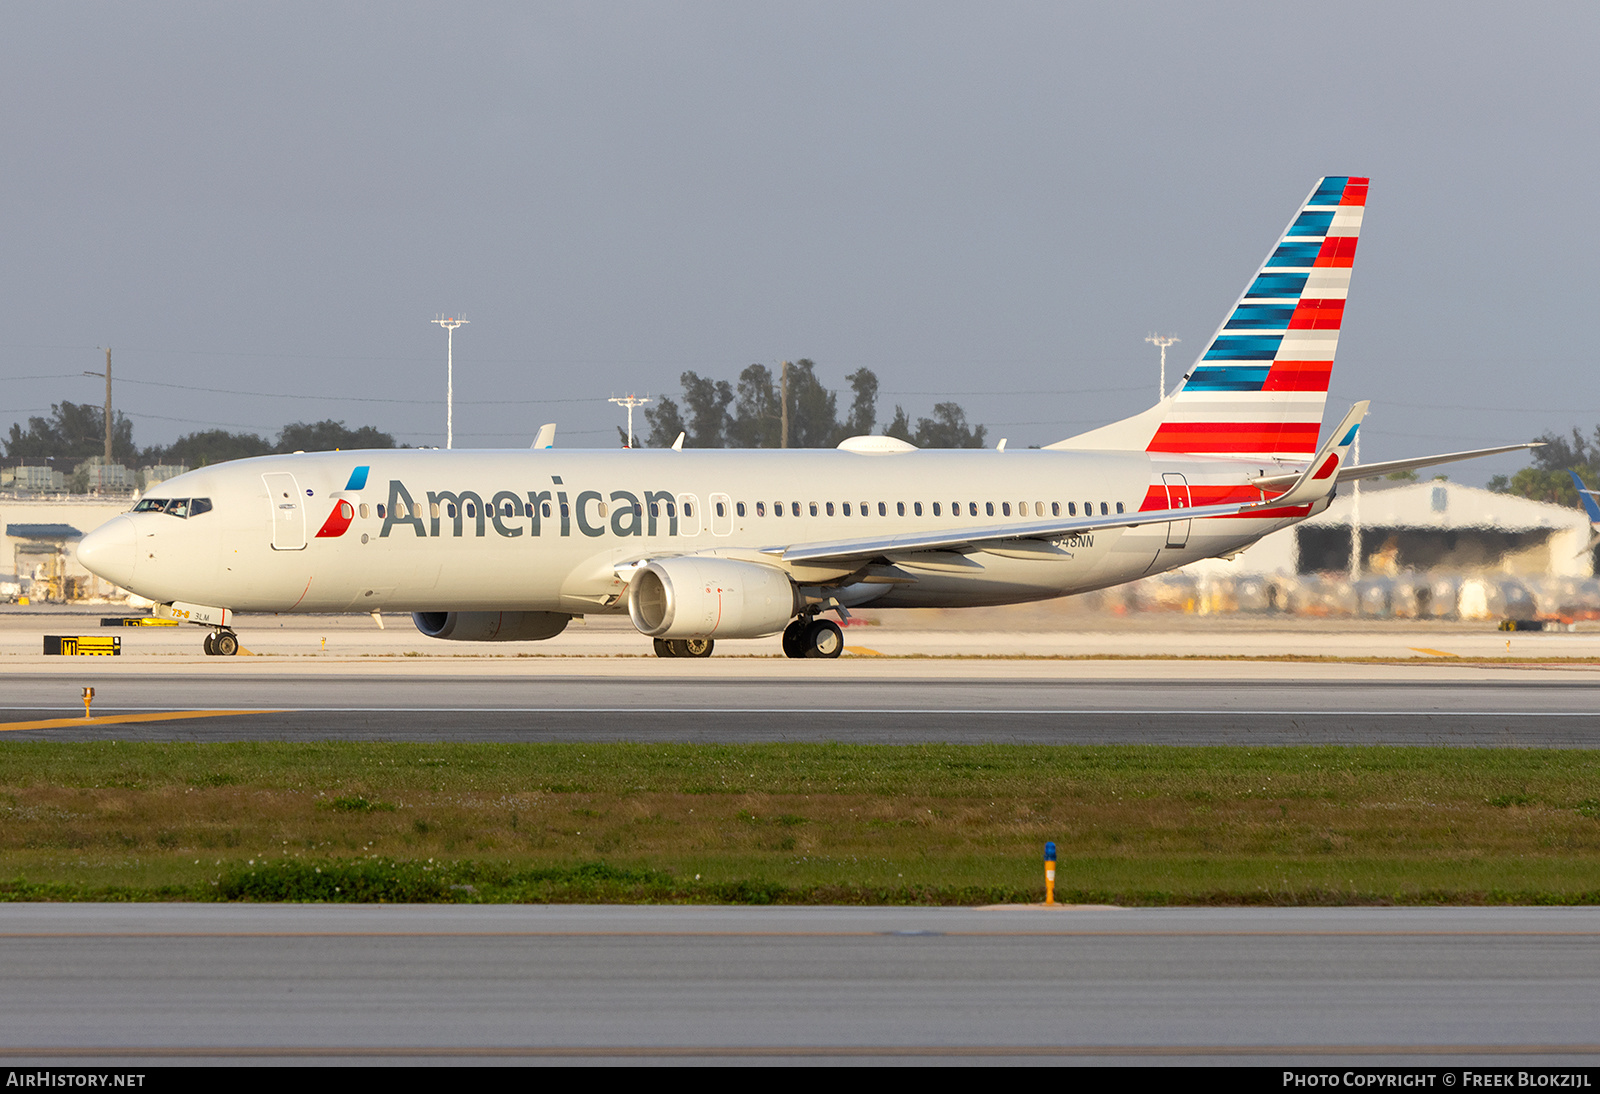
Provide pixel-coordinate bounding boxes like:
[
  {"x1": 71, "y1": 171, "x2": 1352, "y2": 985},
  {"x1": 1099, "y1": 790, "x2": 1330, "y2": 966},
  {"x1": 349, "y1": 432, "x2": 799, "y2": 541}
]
[{"x1": 377, "y1": 480, "x2": 688, "y2": 539}]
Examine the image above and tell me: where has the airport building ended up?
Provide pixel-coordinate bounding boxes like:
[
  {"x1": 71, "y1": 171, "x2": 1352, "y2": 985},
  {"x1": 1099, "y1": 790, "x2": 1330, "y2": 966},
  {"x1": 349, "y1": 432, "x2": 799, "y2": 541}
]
[
  {"x1": 1, "y1": 496, "x2": 133, "y2": 602},
  {"x1": 1158, "y1": 481, "x2": 1598, "y2": 620}
]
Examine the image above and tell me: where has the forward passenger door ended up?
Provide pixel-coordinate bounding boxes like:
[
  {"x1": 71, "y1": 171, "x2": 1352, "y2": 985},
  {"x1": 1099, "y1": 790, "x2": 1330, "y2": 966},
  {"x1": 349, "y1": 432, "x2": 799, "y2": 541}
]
[{"x1": 262, "y1": 472, "x2": 307, "y2": 551}]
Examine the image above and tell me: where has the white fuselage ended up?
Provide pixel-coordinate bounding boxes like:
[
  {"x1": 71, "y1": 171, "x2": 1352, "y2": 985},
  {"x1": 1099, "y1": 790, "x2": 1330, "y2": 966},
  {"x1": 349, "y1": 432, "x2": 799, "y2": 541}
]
[{"x1": 80, "y1": 446, "x2": 1324, "y2": 623}]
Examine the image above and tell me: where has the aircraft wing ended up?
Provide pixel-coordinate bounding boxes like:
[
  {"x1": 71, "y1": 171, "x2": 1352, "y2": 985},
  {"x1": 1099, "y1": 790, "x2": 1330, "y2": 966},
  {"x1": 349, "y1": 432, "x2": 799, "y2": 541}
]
[
  {"x1": 770, "y1": 498, "x2": 1285, "y2": 565},
  {"x1": 773, "y1": 403, "x2": 1375, "y2": 566}
]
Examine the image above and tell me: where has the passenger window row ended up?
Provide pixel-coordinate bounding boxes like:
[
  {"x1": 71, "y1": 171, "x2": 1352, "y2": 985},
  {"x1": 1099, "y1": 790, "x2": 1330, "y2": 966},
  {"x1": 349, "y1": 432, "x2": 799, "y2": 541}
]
[
  {"x1": 356, "y1": 495, "x2": 1125, "y2": 526},
  {"x1": 732, "y1": 499, "x2": 1124, "y2": 518}
]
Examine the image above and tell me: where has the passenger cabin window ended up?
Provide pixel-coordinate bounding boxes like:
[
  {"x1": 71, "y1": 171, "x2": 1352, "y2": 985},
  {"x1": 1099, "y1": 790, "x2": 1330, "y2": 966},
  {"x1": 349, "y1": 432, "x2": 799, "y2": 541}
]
[
  {"x1": 790, "y1": 502, "x2": 800, "y2": 517},
  {"x1": 1116, "y1": 502, "x2": 1125, "y2": 514},
  {"x1": 756, "y1": 502, "x2": 766, "y2": 517},
  {"x1": 359, "y1": 503, "x2": 370, "y2": 519},
  {"x1": 896, "y1": 502, "x2": 905, "y2": 516},
  {"x1": 774, "y1": 502, "x2": 783, "y2": 518},
  {"x1": 1052, "y1": 502, "x2": 1060, "y2": 517},
  {"x1": 842, "y1": 503, "x2": 852, "y2": 516},
  {"x1": 825, "y1": 502, "x2": 834, "y2": 516},
  {"x1": 377, "y1": 504, "x2": 387, "y2": 519},
  {"x1": 810, "y1": 502, "x2": 819, "y2": 517},
  {"x1": 986, "y1": 502, "x2": 995, "y2": 516},
  {"x1": 1100, "y1": 502, "x2": 1109, "y2": 515},
  {"x1": 932, "y1": 502, "x2": 941, "y2": 516},
  {"x1": 717, "y1": 501, "x2": 727, "y2": 518},
  {"x1": 1068, "y1": 503, "x2": 1077, "y2": 516},
  {"x1": 1002, "y1": 503, "x2": 1011, "y2": 516},
  {"x1": 541, "y1": 502, "x2": 552, "y2": 518},
  {"x1": 969, "y1": 502, "x2": 978, "y2": 517},
  {"x1": 914, "y1": 502, "x2": 923, "y2": 516},
  {"x1": 878, "y1": 502, "x2": 887, "y2": 517},
  {"x1": 736, "y1": 502, "x2": 746, "y2": 517}
]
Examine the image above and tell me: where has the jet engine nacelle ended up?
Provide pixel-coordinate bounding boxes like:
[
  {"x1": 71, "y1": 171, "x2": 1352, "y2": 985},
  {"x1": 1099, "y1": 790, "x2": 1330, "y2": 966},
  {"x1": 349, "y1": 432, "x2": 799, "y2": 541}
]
[
  {"x1": 627, "y1": 557, "x2": 797, "y2": 639},
  {"x1": 411, "y1": 611, "x2": 571, "y2": 642}
]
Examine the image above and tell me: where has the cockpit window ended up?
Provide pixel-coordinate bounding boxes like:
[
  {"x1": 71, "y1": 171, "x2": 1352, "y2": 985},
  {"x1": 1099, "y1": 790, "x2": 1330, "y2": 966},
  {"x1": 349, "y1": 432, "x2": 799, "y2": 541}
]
[{"x1": 131, "y1": 497, "x2": 211, "y2": 518}]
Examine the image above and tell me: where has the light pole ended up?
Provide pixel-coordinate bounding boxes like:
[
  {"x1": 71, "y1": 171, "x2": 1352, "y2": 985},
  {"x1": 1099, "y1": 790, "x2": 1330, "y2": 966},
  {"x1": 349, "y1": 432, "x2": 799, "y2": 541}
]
[
  {"x1": 609, "y1": 395, "x2": 652, "y2": 448},
  {"x1": 432, "y1": 316, "x2": 468, "y2": 449},
  {"x1": 1146, "y1": 333, "x2": 1179, "y2": 399}
]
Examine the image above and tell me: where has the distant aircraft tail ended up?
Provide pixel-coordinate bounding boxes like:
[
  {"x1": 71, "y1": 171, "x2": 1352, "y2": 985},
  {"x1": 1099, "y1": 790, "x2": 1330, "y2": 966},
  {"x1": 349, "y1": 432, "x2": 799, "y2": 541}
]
[
  {"x1": 1050, "y1": 176, "x2": 1367, "y2": 462},
  {"x1": 1571, "y1": 470, "x2": 1600, "y2": 523}
]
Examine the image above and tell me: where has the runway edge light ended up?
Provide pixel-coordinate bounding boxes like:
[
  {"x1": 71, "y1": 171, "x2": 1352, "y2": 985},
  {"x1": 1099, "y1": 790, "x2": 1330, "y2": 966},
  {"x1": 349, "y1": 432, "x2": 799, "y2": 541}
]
[
  {"x1": 1044, "y1": 841, "x2": 1057, "y2": 907},
  {"x1": 82, "y1": 687, "x2": 94, "y2": 719}
]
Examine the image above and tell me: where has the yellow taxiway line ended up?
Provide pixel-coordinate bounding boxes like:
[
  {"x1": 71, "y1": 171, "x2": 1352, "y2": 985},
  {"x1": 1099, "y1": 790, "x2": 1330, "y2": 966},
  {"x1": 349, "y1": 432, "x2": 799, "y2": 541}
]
[{"x1": 0, "y1": 710, "x2": 284, "y2": 733}]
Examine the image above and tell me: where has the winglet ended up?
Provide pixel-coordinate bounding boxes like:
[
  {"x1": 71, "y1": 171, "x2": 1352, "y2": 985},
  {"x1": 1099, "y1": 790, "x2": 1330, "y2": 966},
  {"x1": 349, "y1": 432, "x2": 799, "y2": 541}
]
[
  {"x1": 531, "y1": 424, "x2": 556, "y2": 449},
  {"x1": 1254, "y1": 401, "x2": 1368, "y2": 509}
]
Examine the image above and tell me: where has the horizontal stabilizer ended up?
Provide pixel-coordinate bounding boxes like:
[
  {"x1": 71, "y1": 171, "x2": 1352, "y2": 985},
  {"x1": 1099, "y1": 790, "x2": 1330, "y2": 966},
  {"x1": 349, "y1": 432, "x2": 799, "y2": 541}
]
[{"x1": 1251, "y1": 441, "x2": 1542, "y2": 490}]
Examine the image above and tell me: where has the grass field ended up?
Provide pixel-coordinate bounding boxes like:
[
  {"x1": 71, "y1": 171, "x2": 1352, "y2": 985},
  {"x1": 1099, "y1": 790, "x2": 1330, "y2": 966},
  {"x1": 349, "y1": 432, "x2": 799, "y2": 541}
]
[{"x1": 1, "y1": 741, "x2": 1598, "y2": 905}]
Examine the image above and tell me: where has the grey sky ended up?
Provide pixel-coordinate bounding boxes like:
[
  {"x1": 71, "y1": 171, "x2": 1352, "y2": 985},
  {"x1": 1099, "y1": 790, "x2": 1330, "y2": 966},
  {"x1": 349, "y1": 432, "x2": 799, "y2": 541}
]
[{"x1": 3, "y1": 2, "x2": 1595, "y2": 482}]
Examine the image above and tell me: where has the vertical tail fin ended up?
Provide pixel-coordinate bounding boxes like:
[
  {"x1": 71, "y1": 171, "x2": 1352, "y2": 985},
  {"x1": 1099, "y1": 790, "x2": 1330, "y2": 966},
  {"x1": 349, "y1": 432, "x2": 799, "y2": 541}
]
[{"x1": 1050, "y1": 176, "x2": 1367, "y2": 460}]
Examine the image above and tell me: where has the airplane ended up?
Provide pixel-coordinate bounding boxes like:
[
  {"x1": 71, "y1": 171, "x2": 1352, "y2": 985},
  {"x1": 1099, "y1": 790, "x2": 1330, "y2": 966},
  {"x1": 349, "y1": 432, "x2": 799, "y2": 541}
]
[
  {"x1": 1570, "y1": 470, "x2": 1600, "y2": 555},
  {"x1": 77, "y1": 176, "x2": 1536, "y2": 659}
]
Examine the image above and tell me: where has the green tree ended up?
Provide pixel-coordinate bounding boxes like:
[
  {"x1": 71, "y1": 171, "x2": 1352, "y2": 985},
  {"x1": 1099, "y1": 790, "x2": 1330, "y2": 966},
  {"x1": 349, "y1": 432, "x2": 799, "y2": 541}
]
[
  {"x1": 841, "y1": 368, "x2": 879, "y2": 437},
  {"x1": 1488, "y1": 426, "x2": 1600, "y2": 507},
  {"x1": 274, "y1": 420, "x2": 396, "y2": 453},
  {"x1": 913, "y1": 402, "x2": 987, "y2": 449},
  {"x1": 783, "y1": 359, "x2": 839, "y2": 447},
  {"x1": 884, "y1": 405, "x2": 914, "y2": 444},
  {"x1": 679, "y1": 371, "x2": 734, "y2": 447},
  {"x1": 640, "y1": 397, "x2": 685, "y2": 449},
  {"x1": 5, "y1": 401, "x2": 135, "y2": 461},
  {"x1": 145, "y1": 429, "x2": 273, "y2": 468},
  {"x1": 728, "y1": 364, "x2": 780, "y2": 448}
]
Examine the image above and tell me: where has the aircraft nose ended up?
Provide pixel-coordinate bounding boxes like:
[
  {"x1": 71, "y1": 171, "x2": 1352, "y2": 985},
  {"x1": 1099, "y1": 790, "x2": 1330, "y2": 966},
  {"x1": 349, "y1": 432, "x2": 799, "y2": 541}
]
[{"x1": 76, "y1": 515, "x2": 137, "y2": 588}]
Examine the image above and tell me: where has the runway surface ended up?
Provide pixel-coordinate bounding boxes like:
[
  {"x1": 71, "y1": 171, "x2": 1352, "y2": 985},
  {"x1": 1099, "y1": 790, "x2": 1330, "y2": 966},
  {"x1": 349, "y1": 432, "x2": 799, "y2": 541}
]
[
  {"x1": 2, "y1": 669, "x2": 1599, "y2": 744},
  {"x1": 1, "y1": 904, "x2": 1597, "y2": 1066}
]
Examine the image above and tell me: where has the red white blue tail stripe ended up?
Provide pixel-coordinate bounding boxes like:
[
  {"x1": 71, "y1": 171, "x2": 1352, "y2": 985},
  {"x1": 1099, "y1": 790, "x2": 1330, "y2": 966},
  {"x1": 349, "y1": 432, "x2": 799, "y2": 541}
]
[{"x1": 1148, "y1": 176, "x2": 1366, "y2": 460}]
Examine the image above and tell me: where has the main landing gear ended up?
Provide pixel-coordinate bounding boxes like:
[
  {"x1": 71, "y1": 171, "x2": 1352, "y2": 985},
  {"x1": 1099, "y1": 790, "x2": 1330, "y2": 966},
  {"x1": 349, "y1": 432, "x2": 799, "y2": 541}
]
[
  {"x1": 202, "y1": 629, "x2": 240, "y2": 657},
  {"x1": 782, "y1": 616, "x2": 844, "y2": 659},
  {"x1": 653, "y1": 637, "x2": 715, "y2": 658}
]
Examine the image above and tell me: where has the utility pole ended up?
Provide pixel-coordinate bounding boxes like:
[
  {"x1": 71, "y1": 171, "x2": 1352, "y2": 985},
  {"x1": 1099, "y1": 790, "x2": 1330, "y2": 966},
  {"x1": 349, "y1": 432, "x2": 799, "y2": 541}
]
[
  {"x1": 780, "y1": 360, "x2": 790, "y2": 449},
  {"x1": 609, "y1": 395, "x2": 651, "y2": 449},
  {"x1": 102, "y1": 348, "x2": 111, "y2": 463},
  {"x1": 1146, "y1": 334, "x2": 1179, "y2": 400},
  {"x1": 431, "y1": 316, "x2": 468, "y2": 449},
  {"x1": 82, "y1": 347, "x2": 113, "y2": 466},
  {"x1": 1349, "y1": 431, "x2": 1362, "y2": 580}
]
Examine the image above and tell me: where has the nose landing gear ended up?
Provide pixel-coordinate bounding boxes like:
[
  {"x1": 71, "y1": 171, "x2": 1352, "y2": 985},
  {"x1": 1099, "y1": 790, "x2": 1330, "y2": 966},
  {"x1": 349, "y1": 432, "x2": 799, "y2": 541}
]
[{"x1": 202, "y1": 629, "x2": 240, "y2": 657}]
